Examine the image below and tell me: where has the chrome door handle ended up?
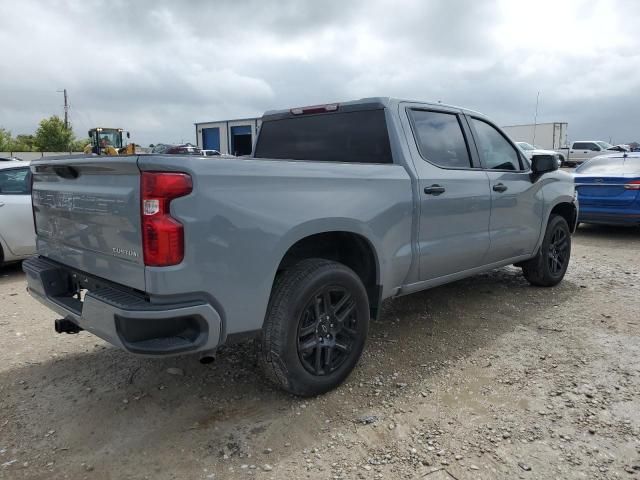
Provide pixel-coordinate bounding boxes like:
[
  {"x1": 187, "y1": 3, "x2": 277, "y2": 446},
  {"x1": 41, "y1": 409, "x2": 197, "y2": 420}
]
[{"x1": 0, "y1": 202, "x2": 5, "y2": 207}]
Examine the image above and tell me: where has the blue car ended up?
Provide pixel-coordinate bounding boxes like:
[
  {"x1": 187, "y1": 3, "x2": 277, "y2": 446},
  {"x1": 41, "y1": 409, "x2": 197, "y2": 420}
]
[{"x1": 575, "y1": 153, "x2": 640, "y2": 226}]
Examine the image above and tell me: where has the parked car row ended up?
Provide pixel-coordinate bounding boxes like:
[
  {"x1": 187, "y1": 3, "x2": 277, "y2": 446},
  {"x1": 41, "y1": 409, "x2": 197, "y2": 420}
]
[
  {"x1": 149, "y1": 144, "x2": 224, "y2": 157},
  {"x1": 559, "y1": 141, "x2": 629, "y2": 166}
]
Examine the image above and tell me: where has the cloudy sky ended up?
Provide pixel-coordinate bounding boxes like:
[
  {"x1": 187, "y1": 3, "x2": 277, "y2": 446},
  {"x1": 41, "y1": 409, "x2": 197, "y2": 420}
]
[{"x1": 1, "y1": 0, "x2": 639, "y2": 146}]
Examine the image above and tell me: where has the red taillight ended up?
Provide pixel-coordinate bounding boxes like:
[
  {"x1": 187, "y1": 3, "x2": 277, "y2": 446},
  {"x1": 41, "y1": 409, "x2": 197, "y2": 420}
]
[
  {"x1": 624, "y1": 180, "x2": 640, "y2": 190},
  {"x1": 290, "y1": 103, "x2": 339, "y2": 115},
  {"x1": 141, "y1": 172, "x2": 192, "y2": 266}
]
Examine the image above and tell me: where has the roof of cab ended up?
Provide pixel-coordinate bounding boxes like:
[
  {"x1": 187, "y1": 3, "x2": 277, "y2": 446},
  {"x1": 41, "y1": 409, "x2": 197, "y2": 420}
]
[
  {"x1": 0, "y1": 159, "x2": 30, "y2": 170},
  {"x1": 262, "y1": 97, "x2": 485, "y2": 121}
]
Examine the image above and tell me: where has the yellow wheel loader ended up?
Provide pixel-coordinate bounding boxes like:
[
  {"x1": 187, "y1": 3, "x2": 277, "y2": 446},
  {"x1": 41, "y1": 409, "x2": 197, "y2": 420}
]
[{"x1": 84, "y1": 128, "x2": 136, "y2": 155}]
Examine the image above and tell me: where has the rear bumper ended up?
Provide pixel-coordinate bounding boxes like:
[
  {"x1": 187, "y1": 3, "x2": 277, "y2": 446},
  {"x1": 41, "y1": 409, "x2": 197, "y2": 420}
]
[{"x1": 23, "y1": 256, "x2": 222, "y2": 356}]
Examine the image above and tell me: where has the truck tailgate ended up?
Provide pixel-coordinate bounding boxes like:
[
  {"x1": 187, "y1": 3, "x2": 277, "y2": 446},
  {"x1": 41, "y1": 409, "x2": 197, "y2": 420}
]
[{"x1": 31, "y1": 156, "x2": 145, "y2": 290}]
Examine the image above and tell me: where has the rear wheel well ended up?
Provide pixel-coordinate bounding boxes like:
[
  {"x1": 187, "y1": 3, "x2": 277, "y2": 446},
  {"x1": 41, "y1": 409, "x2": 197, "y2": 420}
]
[
  {"x1": 550, "y1": 202, "x2": 577, "y2": 231},
  {"x1": 276, "y1": 232, "x2": 381, "y2": 319}
]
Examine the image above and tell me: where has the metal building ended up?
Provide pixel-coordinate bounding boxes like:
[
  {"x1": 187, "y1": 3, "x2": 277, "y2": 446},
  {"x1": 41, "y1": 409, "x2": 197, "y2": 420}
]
[{"x1": 195, "y1": 117, "x2": 261, "y2": 155}]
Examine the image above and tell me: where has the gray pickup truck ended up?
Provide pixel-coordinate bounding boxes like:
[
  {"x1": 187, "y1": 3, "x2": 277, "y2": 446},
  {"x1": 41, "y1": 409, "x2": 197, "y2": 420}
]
[{"x1": 24, "y1": 98, "x2": 578, "y2": 396}]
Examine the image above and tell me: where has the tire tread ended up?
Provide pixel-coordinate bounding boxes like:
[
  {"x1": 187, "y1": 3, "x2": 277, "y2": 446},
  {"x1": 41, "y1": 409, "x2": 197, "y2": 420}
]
[{"x1": 260, "y1": 259, "x2": 348, "y2": 394}]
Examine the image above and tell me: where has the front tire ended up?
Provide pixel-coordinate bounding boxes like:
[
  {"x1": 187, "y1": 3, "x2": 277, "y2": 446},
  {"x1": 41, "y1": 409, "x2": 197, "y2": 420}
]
[
  {"x1": 522, "y1": 215, "x2": 571, "y2": 286},
  {"x1": 260, "y1": 259, "x2": 370, "y2": 396},
  {"x1": 558, "y1": 155, "x2": 565, "y2": 168}
]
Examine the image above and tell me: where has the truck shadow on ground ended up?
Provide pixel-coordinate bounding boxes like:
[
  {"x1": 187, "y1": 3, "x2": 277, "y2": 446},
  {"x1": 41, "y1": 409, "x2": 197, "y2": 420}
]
[
  {"x1": 0, "y1": 261, "x2": 24, "y2": 284},
  {"x1": 1, "y1": 266, "x2": 579, "y2": 475}
]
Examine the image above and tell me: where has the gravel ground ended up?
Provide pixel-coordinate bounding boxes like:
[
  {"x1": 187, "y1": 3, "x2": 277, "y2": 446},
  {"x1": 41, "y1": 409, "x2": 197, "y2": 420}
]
[{"x1": 1, "y1": 224, "x2": 639, "y2": 480}]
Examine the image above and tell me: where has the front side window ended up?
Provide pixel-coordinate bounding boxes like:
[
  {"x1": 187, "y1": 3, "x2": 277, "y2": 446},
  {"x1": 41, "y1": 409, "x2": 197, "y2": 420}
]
[
  {"x1": 0, "y1": 168, "x2": 30, "y2": 195},
  {"x1": 409, "y1": 110, "x2": 472, "y2": 168},
  {"x1": 471, "y1": 118, "x2": 522, "y2": 171}
]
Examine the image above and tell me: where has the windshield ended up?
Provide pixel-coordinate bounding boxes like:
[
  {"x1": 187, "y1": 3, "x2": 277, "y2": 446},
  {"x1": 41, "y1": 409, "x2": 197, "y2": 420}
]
[
  {"x1": 96, "y1": 130, "x2": 123, "y2": 149},
  {"x1": 596, "y1": 141, "x2": 613, "y2": 150},
  {"x1": 516, "y1": 142, "x2": 534, "y2": 150}
]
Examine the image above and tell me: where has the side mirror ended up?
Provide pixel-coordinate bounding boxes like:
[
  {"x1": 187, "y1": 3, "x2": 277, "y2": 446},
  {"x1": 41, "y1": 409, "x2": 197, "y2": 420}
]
[
  {"x1": 126, "y1": 131, "x2": 130, "y2": 139},
  {"x1": 531, "y1": 154, "x2": 558, "y2": 176},
  {"x1": 88, "y1": 130, "x2": 92, "y2": 138}
]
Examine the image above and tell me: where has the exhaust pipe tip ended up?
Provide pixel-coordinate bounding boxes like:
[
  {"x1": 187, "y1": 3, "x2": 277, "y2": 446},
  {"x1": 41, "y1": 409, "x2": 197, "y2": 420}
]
[
  {"x1": 54, "y1": 319, "x2": 83, "y2": 334},
  {"x1": 199, "y1": 352, "x2": 216, "y2": 365}
]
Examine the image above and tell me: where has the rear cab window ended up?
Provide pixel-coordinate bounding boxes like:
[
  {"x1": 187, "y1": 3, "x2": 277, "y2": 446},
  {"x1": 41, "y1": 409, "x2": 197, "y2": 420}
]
[
  {"x1": 254, "y1": 109, "x2": 392, "y2": 164},
  {"x1": 573, "y1": 142, "x2": 598, "y2": 151}
]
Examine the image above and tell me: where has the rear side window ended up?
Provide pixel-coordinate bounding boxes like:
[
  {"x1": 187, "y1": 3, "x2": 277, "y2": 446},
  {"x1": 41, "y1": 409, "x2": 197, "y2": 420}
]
[
  {"x1": 470, "y1": 118, "x2": 522, "y2": 171},
  {"x1": 254, "y1": 110, "x2": 392, "y2": 164},
  {"x1": 408, "y1": 110, "x2": 472, "y2": 168},
  {"x1": 0, "y1": 168, "x2": 31, "y2": 195}
]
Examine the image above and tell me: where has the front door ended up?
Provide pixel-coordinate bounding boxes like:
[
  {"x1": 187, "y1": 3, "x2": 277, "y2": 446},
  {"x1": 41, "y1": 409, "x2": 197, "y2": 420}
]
[
  {"x1": 466, "y1": 117, "x2": 543, "y2": 263},
  {"x1": 402, "y1": 106, "x2": 492, "y2": 281}
]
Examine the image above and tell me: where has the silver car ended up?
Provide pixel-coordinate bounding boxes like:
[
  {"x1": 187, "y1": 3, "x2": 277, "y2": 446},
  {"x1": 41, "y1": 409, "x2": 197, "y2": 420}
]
[{"x1": 0, "y1": 161, "x2": 35, "y2": 267}]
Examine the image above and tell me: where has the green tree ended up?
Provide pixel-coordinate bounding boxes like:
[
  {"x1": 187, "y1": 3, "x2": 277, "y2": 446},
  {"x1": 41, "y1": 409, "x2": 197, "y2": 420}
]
[
  {"x1": 34, "y1": 116, "x2": 75, "y2": 151},
  {"x1": 12, "y1": 134, "x2": 37, "y2": 151},
  {"x1": 71, "y1": 138, "x2": 90, "y2": 152},
  {"x1": 0, "y1": 127, "x2": 12, "y2": 151}
]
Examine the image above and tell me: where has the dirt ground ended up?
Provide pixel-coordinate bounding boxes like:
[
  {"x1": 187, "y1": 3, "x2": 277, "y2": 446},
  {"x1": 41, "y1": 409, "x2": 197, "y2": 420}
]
[{"x1": 1, "y1": 224, "x2": 639, "y2": 480}]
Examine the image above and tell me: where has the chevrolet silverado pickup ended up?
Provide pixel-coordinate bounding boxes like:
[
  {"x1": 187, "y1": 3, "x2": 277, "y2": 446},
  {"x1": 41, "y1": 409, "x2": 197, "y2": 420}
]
[{"x1": 24, "y1": 98, "x2": 578, "y2": 396}]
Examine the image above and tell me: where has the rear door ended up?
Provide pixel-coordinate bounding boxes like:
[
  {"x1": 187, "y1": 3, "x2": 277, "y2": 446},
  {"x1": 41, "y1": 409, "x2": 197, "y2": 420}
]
[
  {"x1": 401, "y1": 105, "x2": 492, "y2": 281},
  {"x1": 466, "y1": 116, "x2": 543, "y2": 263},
  {"x1": 31, "y1": 156, "x2": 145, "y2": 290},
  {"x1": 0, "y1": 166, "x2": 35, "y2": 256}
]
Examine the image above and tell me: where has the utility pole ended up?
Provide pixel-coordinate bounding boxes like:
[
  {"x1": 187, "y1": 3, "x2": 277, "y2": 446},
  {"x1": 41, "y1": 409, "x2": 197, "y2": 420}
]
[
  {"x1": 57, "y1": 89, "x2": 69, "y2": 129},
  {"x1": 532, "y1": 91, "x2": 540, "y2": 145},
  {"x1": 63, "y1": 89, "x2": 69, "y2": 130}
]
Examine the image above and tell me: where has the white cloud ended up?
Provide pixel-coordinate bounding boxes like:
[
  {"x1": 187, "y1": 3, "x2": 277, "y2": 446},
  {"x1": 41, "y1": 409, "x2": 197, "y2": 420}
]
[{"x1": 1, "y1": 0, "x2": 639, "y2": 146}]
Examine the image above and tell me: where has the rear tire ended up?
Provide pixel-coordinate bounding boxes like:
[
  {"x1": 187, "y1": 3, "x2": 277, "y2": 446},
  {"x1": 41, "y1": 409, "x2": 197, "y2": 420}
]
[
  {"x1": 522, "y1": 215, "x2": 571, "y2": 286},
  {"x1": 260, "y1": 259, "x2": 370, "y2": 396}
]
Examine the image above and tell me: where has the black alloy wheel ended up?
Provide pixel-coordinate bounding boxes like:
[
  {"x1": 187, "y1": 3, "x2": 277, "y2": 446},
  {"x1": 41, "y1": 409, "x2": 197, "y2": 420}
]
[
  {"x1": 296, "y1": 286, "x2": 358, "y2": 376},
  {"x1": 547, "y1": 226, "x2": 569, "y2": 276}
]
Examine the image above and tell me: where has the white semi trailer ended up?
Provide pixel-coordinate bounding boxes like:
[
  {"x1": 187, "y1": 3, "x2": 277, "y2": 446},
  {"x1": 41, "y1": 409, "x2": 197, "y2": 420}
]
[{"x1": 502, "y1": 122, "x2": 568, "y2": 151}]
